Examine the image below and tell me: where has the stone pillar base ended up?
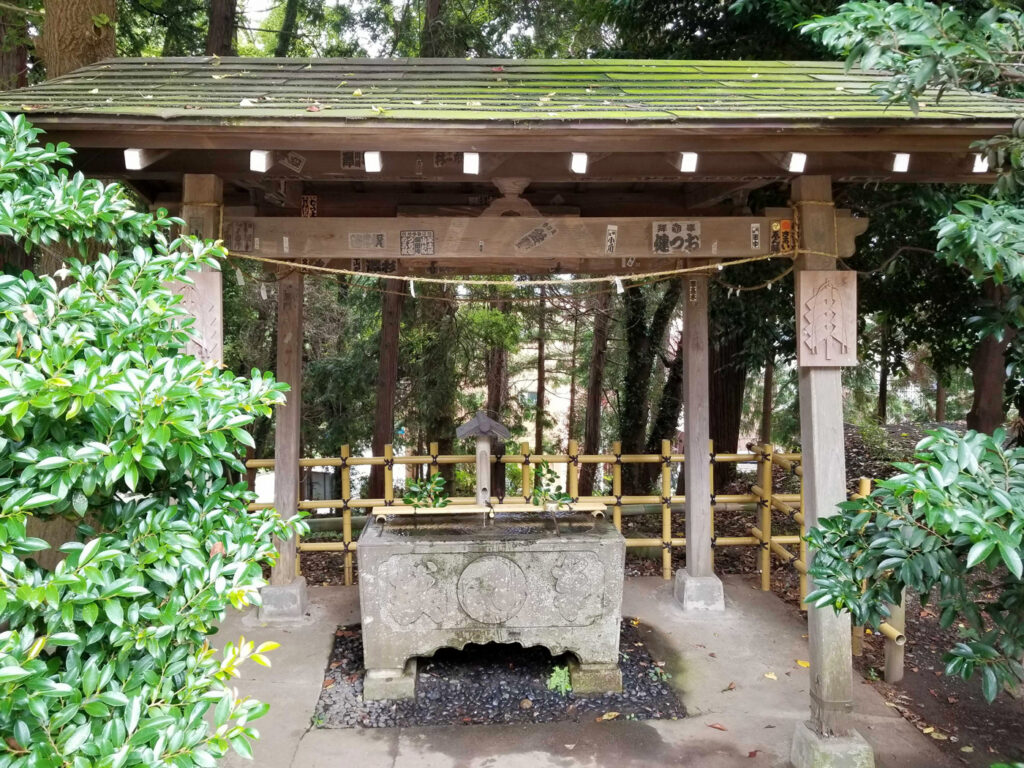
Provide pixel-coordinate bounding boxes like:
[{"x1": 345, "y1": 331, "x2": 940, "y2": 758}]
[
  {"x1": 363, "y1": 659, "x2": 417, "y2": 701},
  {"x1": 257, "y1": 576, "x2": 309, "y2": 621},
  {"x1": 673, "y1": 570, "x2": 725, "y2": 611},
  {"x1": 569, "y1": 658, "x2": 622, "y2": 694},
  {"x1": 791, "y1": 721, "x2": 875, "y2": 768}
]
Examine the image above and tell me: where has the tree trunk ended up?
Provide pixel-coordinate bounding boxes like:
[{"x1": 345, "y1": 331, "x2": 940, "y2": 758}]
[
  {"x1": 369, "y1": 279, "x2": 404, "y2": 498},
  {"x1": 39, "y1": 0, "x2": 116, "y2": 79},
  {"x1": 580, "y1": 291, "x2": 611, "y2": 496},
  {"x1": 419, "y1": 0, "x2": 445, "y2": 56},
  {"x1": 0, "y1": 10, "x2": 28, "y2": 91},
  {"x1": 619, "y1": 280, "x2": 683, "y2": 493},
  {"x1": 485, "y1": 294, "x2": 509, "y2": 498},
  {"x1": 877, "y1": 325, "x2": 890, "y2": 424},
  {"x1": 205, "y1": 0, "x2": 237, "y2": 56},
  {"x1": 274, "y1": 0, "x2": 301, "y2": 57},
  {"x1": 759, "y1": 356, "x2": 774, "y2": 445},
  {"x1": 708, "y1": 331, "x2": 747, "y2": 487},
  {"x1": 967, "y1": 281, "x2": 1014, "y2": 434},
  {"x1": 642, "y1": 332, "x2": 686, "y2": 489},
  {"x1": 418, "y1": 283, "x2": 458, "y2": 485},
  {"x1": 935, "y1": 380, "x2": 947, "y2": 422},
  {"x1": 535, "y1": 286, "x2": 546, "y2": 455}
]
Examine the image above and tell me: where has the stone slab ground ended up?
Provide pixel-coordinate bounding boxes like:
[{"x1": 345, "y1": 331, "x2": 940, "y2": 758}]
[{"x1": 215, "y1": 575, "x2": 957, "y2": 768}]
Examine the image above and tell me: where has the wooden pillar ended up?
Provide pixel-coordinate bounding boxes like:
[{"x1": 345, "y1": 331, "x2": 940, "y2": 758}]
[
  {"x1": 179, "y1": 174, "x2": 223, "y2": 363},
  {"x1": 684, "y1": 272, "x2": 712, "y2": 578},
  {"x1": 270, "y1": 269, "x2": 303, "y2": 586},
  {"x1": 793, "y1": 175, "x2": 855, "y2": 737}
]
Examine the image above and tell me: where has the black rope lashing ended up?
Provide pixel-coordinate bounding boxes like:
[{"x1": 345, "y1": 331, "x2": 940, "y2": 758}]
[
  {"x1": 711, "y1": 534, "x2": 718, "y2": 549},
  {"x1": 613, "y1": 452, "x2": 623, "y2": 465},
  {"x1": 613, "y1": 495, "x2": 623, "y2": 506},
  {"x1": 661, "y1": 496, "x2": 671, "y2": 506}
]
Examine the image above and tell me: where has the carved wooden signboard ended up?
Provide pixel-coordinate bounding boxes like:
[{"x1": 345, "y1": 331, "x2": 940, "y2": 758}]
[{"x1": 796, "y1": 270, "x2": 857, "y2": 367}]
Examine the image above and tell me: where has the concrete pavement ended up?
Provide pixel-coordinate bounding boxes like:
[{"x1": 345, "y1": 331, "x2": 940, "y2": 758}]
[{"x1": 215, "y1": 575, "x2": 956, "y2": 768}]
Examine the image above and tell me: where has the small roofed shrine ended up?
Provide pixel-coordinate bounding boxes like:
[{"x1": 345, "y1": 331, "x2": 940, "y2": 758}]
[{"x1": 2, "y1": 56, "x2": 1018, "y2": 767}]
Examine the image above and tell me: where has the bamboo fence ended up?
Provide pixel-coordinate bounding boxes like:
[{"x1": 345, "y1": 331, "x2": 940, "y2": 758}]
[
  {"x1": 245, "y1": 441, "x2": 906, "y2": 676},
  {"x1": 246, "y1": 440, "x2": 813, "y2": 590}
]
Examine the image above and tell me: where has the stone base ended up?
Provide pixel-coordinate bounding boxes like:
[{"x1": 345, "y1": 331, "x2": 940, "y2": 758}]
[
  {"x1": 258, "y1": 577, "x2": 309, "y2": 621},
  {"x1": 363, "y1": 659, "x2": 417, "y2": 701},
  {"x1": 790, "y1": 721, "x2": 875, "y2": 768},
  {"x1": 568, "y1": 658, "x2": 622, "y2": 694},
  {"x1": 673, "y1": 570, "x2": 725, "y2": 611}
]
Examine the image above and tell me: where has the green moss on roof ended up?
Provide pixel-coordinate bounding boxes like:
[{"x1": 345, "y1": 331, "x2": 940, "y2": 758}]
[{"x1": 0, "y1": 57, "x2": 1018, "y2": 123}]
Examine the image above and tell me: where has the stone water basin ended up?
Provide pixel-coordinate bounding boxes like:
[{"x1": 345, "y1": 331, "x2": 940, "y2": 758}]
[{"x1": 357, "y1": 512, "x2": 626, "y2": 700}]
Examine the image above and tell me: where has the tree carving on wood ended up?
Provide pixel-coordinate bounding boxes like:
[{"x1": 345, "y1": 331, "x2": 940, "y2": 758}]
[{"x1": 797, "y1": 271, "x2": 856, "y2": 367}]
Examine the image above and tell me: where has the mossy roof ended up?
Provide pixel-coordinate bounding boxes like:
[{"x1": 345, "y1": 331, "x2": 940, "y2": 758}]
[{"x1": 0, "y1": 57, "x2": 1018, "y2": 123}]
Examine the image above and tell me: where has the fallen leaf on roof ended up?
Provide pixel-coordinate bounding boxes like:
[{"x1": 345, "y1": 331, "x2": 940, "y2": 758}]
[
  {"x1": 597, "y1": 711, "x2": 620, "y2": 721},
  {"x1": 239, "y1": 98, "x2": 255, "y2": 107},
  {"x1": 307, "y1": 104, "x2": 322, "y2": 112},
  {"x1": 747, "y1": 750, "x2": 760, "y2": 758},
  {"x1": 721, "y1": 681, "x2": 736, "y2": 693},
  {"x1": 707, "y1": 723, "x2": 728, "y2": 731},
  {"x1": 352, "y1": 89, "x2": 363, "y2": 97},
  {"x1": 796, "y1": 660, "x2": 810, "y2": 668},
  {"x1": 764, "y1": 672, "x2": 777, "y2": 680}
]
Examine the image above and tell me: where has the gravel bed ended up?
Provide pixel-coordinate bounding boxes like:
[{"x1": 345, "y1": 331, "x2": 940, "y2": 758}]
[{"x1": 313, "y1": 620, "x2": 685, "y2": 728}]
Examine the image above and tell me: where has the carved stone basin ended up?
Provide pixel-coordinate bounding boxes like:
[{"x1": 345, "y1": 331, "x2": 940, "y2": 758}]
[{"x1": 357, "y1": 512, "x2": 626, "y2": 700}]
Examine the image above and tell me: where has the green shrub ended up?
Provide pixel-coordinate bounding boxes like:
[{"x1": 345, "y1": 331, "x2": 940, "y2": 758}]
[
  {"x1": 0, "y1": 112, "x2": 304, "y2": 765},
  {"x1": 807, "y1": 427, "x2": 1024, "y2": 702}
]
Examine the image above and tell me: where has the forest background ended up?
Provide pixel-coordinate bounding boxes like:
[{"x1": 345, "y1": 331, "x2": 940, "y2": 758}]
[{"x1": 0, "y1": 0, "x2": 1009, "y2": 498}]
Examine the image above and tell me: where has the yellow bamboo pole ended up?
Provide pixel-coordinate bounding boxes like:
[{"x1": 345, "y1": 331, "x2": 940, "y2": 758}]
[
  {"x1": 520, "y1": 441, "x2": 532, "y2": 502},
  {"x1": 567, "y1": 439, "x2": 580, "y2": 501},
  {"x1": 612, "y1": 440, "x2": 622, "y2": 532},
  {"x1": 429, "y1": 441, "x2": 439, "y2": 478},
  {"x1": 709, "y1": 439, "x2": 716, "y2": 570},
  {"x1": 759, "y1": 443, "x2": 773, "y2": 591},
  {"x1": 798, "y1": 453, "x2": 808, "y2": 607},
  {"x1": 661, "y1": 438, "x2": 672, "y2": 580},
  {"x1": 341, "y1": 444, "x2": 353, "y2": 585},
  {"x1": 384, "y1": 443, "x2": 394, "y2": 509}
]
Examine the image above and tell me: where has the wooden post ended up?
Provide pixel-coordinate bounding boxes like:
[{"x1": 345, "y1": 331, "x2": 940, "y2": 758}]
[
  {"x1": 793, "y1": 175, "x2": 858, "y2": 740},
  {"x1": 270, "y1": 269, "x2": 303, "y2": 587},
  {"x1": 684, "y1": 272, "x2": 712, "y2": 578},
  {"x1": 178, "y1": 174, "x2": 223, "y2": 363},
  {"x1": 475, "y1": 435, "x2": 490, "y2": 505},
  {"x1": 677, "y1": 271, "x2": 724, "y2": 610}
]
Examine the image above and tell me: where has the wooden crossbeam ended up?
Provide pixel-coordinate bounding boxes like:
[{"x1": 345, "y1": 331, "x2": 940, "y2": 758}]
[{"x1": 222, "y1": 212, "x2": 867, "y2": 275}]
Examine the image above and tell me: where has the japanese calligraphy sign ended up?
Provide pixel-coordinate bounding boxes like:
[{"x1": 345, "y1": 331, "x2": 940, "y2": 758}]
[
  {"x1": 770, "y1": 220, "x2": 794, "y2": 254},
  {"x1": 349, "y1": 232, "x2": 387, "y2": 251},
  {"x1": 515, "y1": 221, "x2": 558, "y2": 252},
  {"x1": 400, "y1": 230, "x2": 435, "y2": 256},
  {"x1": 652, "y1": 221, "x2": 701, "y2": 254},
  {"x1": 797, "y1": 270, "x2": 857, "y2": 367},
  {"x1": 352, "y1": 258, "x2": 398, "y2": 274},
  {"x1": 225, "y1": 220, "x2": 254, "y2": 252}
]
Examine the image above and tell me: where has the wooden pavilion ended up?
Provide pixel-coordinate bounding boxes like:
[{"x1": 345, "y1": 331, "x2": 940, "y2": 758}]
[{"x1": 1, "y1": 57, "x2": 1018, "y2": 766}]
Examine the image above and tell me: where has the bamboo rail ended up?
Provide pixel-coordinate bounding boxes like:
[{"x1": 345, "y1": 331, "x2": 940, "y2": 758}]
[{"x1": 246, "y1": 441, "x2": 902, "y2": 659}]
